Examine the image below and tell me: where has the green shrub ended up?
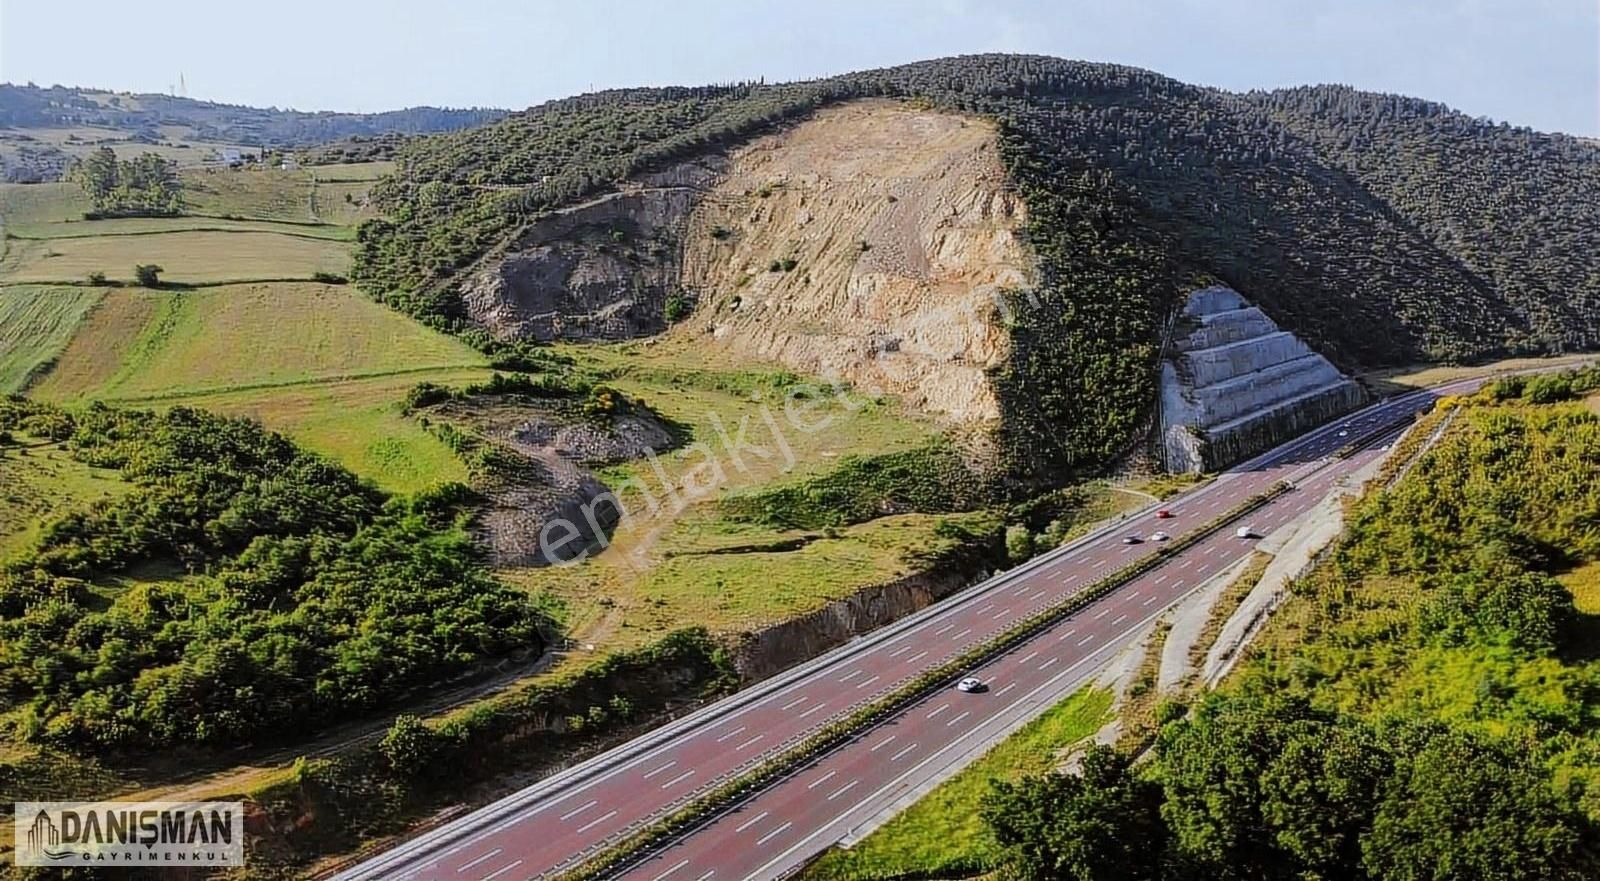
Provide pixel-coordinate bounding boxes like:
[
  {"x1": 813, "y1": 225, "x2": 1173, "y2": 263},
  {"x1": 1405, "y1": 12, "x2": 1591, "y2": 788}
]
[{"x1": 133, "y1": 263, "x2": 162, "y2": 287}]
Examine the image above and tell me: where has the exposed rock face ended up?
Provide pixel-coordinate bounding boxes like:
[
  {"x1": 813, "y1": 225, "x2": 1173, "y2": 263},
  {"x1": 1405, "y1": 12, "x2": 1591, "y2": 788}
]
[
  {"x1": 433, "y1": 398, "x2": 677, "y2": 566},
  {"x1": 459, "y1": 162, "x2": 718, "y2": 341},
  {"x1": 683, "y1": 101, "x2": 1028, "y2": 425},
  {"x1": 459, "y1": 101, "x2": 1028, "y2": 428},
  {"x1": 1160, "y1": 287, "x2": 1365, "y2": 472}
]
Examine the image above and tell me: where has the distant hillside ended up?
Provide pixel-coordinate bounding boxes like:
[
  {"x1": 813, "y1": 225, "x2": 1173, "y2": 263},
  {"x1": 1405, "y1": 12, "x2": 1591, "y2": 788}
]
[
  {"x1": 0, "y1": 82, "x2": 505, "y2": 181},
  {"x1": 351, "y1": 54, "x2": 1600, "y2": 477}
]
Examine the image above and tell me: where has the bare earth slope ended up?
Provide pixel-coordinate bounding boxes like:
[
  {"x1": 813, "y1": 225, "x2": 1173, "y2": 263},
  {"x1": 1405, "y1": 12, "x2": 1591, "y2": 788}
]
[{"x1": 682, "y1": 101, "x2": 1029, "y2": 425}]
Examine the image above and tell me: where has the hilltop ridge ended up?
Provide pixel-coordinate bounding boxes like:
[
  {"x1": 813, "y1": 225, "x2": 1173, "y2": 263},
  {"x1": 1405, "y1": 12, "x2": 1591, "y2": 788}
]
[{"x1": 350, "y1": 55, "x2": 1600, "y2": 479}]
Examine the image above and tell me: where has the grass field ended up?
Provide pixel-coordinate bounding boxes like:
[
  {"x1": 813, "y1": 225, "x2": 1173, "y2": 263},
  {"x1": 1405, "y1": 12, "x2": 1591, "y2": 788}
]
[
  {"x1": 34, "y1": 283, "x2": 483, "y2": 400},
  {"x1": 153, "y1": 368, "x2": 491, "y2": 493},
  {"x1": 802, "y1": 686, "x2": 1113, "y2": 880},
  {"x1": 6, "y1": 215, "x2": 354, "y2": 241},
  {"x1": 0, "y1": 434, "x2": 133, "y2": 561},
  {"x1": 0, "y1": 229, "x2": 350, "y2": 284},
  {"x1": 500, "y1": 338, "x2": 966, "y2": 649},
  {"x1": 511, "y1": 509, "x2": 1000, "y2": 650},
  {"x1": 0, "y1": 286, "x2": 104, "y2": 393},
  {"x1": 24, "y1": 283, "x2": 489, "y2": 492},
  {"x1": 0, "y1": 180, "x2": 87, "y2": 222}
]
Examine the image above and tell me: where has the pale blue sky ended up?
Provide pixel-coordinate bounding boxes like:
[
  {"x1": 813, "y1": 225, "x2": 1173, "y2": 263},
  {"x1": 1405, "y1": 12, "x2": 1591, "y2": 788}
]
[{"x1": 1, "y1": 0, "x2": 1595, "y2": 135}]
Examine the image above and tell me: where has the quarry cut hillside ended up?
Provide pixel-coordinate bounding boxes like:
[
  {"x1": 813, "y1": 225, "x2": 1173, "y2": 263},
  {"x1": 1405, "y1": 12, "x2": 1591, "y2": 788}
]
[
  {"x1": 459, "y1": 102, "x2": 1027, "y2": 426},
  {"x1": 357, "y1": 55, "x2": 1600, "y2": 477}
]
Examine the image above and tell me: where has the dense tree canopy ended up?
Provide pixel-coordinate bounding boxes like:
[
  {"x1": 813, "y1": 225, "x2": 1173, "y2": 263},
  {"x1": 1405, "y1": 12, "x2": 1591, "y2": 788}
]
[
  {"x1": 0, "y1": 400, "x2": 549, "y2": 750},
  {"x1": 351, "y1": 55, "x2": 1600, "y2": 476},
  {"x1": 981, "y1": 379, "x2": 1600, "y2": 880},
  {"x1": 69, "y1": 147, "x2": 182, "y2": 217}
]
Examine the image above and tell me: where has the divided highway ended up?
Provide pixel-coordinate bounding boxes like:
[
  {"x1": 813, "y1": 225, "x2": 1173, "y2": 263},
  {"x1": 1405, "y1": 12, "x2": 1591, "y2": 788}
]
[{"x1": 337, "y1": 378, "x2": 1488, "y2": 881}]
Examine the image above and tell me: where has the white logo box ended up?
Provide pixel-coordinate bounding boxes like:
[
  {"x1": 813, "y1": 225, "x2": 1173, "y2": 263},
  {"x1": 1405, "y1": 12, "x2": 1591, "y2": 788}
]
[{"x1": 14, "y1": 801, "x2": 245, "y2": 867}]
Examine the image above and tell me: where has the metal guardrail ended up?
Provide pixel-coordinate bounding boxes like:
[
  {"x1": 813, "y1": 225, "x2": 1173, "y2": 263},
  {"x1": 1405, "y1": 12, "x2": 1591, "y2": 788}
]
[{"x1": 553, "y1": 482, "x2": 1293, "y2": 881}]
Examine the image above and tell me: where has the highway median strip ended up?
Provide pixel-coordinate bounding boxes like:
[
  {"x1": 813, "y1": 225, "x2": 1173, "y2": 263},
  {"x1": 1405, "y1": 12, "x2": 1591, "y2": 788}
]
[{"x1": 551, "y1": 480, "x2": 1293, "y2": 881}]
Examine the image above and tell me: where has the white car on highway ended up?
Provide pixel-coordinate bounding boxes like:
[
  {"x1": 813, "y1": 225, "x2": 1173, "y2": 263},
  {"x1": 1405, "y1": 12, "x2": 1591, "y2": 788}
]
[
  {"x1": 956, "y1": 677, "x2": 986, "y2": 693},
  {"x1": 1236, "y1": 525, "x2": 1258, "y2": 539}
]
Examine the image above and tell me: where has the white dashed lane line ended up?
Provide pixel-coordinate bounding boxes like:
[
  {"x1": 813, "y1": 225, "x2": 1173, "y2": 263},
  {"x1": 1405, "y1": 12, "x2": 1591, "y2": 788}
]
[
  {"x1": 575, "y1": 809, "x2": 618, "y2": 834},
  {"x1": 828, "y1": 780, "x2": 861, "y2": 801},
  {"x1": 459, "y1": 849, "x2": 501, "y2": 872},
  {"x1": 559, "y1": 800, "x2": 597, "y2": 821},
  {"x1": 482, "y1": 860, "x2": 524, "y2": 881},
  {"x1": 735, "y1": 811, "x2": 770, "y2": 833},
  {"x1": 642, "y1": 761, "x2": 676, "y2": 780}
]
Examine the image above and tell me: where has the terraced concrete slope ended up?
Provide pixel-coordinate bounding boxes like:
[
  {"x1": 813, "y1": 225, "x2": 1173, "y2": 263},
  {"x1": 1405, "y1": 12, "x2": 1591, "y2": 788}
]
[{"x1": 1159, "y1": 287, "x2": 1364, "y2": 472}]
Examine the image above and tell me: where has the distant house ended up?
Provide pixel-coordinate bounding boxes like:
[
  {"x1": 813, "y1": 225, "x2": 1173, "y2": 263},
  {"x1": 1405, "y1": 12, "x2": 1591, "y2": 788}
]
[
  {"x1": 280, "y1": 156, "x2": 299, "y2": 171},
  {"x1": 220, "y1": 148, "x2": 243, "y2": 166}
]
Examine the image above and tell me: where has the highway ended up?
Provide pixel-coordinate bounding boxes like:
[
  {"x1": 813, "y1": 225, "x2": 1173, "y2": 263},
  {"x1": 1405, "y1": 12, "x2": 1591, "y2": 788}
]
[{"x1": 337, "y1": 378, "x2": 1487, "y2": 881}]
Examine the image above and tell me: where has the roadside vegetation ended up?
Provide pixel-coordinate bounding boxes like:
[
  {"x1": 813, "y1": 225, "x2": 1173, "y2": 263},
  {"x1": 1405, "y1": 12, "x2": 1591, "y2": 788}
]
[
  {"x1": 0, "y1": 399, "x2": 554, "y2": 751},
  {"x1": 944, "y1": 367, "x2": 1600, "y2": 881}
]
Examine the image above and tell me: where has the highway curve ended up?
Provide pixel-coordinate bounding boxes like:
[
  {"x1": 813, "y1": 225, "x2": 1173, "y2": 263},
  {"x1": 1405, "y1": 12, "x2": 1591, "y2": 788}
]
[{"x1": 336, "y1": 378, "x2": 1488, "y2": 881}]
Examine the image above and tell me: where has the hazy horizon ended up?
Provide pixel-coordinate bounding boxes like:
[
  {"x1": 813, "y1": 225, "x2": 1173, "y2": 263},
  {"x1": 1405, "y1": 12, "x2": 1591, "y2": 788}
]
[{"x1": 1, "y1": 0, "x2": 1595, "y2": 136}]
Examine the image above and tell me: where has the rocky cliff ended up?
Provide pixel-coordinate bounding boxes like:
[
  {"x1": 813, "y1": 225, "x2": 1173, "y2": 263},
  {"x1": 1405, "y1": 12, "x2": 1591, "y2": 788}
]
[
  {"x1": 457, "y1": 101, "x2": 1027, "y2": 428},
  {"x1": 1159, "y1": 286, "x2": 1365, "y2": 472}
]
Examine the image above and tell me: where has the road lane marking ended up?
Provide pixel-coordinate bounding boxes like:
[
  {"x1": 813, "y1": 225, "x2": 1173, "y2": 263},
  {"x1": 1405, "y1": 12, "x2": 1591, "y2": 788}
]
[
  {"x1": 888, "y1": 645, "x2": 912, "y2": 657},
  {"x1": 855, "y1": 674, "x2": 881, "y2": 690},
  {"x1": 946, "y1": 710, "x2": 972, "y2": 727},
  {"x1": 995, "y1": 682, "x2": 1017, "y2": 696},
  {"x1": 715, "y1": 726, "x2": 747, "y2": 743},
  {"x1": 1093, "y1": 559, "x2": 1106, "y2": 568},
  {"x1": 870, "y1": 735, "x2": 897, "y2": 752},
  {"x1": 1019, "y1": 650, "x2": 1039, "y2": 664},
  {"x1": 1153, "y1": 574, "x2": 1168, "y2": 585},
  {"x1": 1077, "y1": 634, "x2": 1096, "y2": 647},
  {"x1": 1029, "y1": 588, "x2": 1048, "y2": 601},
  {"x1": 737, "y1": 734, "x2": 764, "y2": 750},
  {"x1": 934, "y1": 623, "x2": 955, "y2": 635},
  {"x1": 756, "y1": 821, "x2": 793, "y2": 846},
  {"x1": 993, "y1": 608, "x2": 1009, "y2": 620},
  {"x1": 458, "y1": 848, "x2": 501, "y2": 872},
  {"x1": 1112, "y1": 614, "x2": 1128, "y2": 626},
  {"x1": 696, "y1": 872, "x2": 716, "y2": 881},
  {"x1": 907, "y1": 650, "x2": 929, "y2": 663},
  {"x1": 838, "y1": 670, "x2": 864, "y2": 683},
  {"x1": 1093, "y1": 607, "x2": 1110, "y2": 619},
  {"x1": 890, "y1": 743, "x2": 918, "y2": 761},
  {"x1": 735, "y1": 811, "x2": 770, "y2": 832},
  {"x1": 977, "y1": 604, "x2": 995, "y2": 615},
  {"x1": 1039, "y1": 657, "x2": 1058, "y2": 671},
  {"x1": 808, "y1": 770, "x2": 838, "y2": 790},
  {"x1": 927, "y1": 703, "x2": 950, "y2": 720},
  {"x1": 651, "y1": 859, "x2": 689, "y2": 881},
  {"x1": 953, "y1": 628, "x2": 972, "y2": 640},
  {"x1": 558, "y1": 800, "x2": 597, "y2": 821},
  {"x1": 482, "y1": 860, "x2": 524, "y2": 881},
  {"x1": 827, "y1": 780, "x2": 860, "y2": 801},
  {"x1": 1143, "y1": 595, "x2": 1158, "y2": 606},
  {"x1": 798, "y1": 702, "x2": 829, "y2": 719},
  {"x1": 575, "y1": 809, "x2": 618, "y2": 833},
  {"x1": 780, "y1": 697, "x2": 807, "y2": 711},
  {"x1": 642, "y1": 760, "x2": 676, "y2": 780},
  {"x1": 660, "y1": 769, "x2": 695, "y2": 789},
  {"x1": 1057, "y1": 628, "x2": 1076, "y2": 641}
]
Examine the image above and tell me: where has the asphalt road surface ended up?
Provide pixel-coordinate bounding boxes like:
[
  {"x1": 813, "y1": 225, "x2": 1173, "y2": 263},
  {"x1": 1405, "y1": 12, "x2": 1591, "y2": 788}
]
[{"x1": 337, "y1": 378, "x2": 1490, "y2": 881}]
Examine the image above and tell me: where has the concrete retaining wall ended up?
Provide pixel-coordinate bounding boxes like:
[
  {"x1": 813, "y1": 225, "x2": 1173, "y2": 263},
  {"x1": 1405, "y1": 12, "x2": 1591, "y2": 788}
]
[{"x1": 1161, "y1": 286, "x2": 1364, "y2": 472}]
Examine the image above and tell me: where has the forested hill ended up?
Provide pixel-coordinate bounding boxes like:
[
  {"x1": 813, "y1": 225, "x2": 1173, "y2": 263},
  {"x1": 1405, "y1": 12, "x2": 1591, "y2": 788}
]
[
  {"x1": 0, "y1": 82, "x2": 505, "y2": 146},
  {"x1": 352, "y1": 54, "x2": 1600, "y2": 476}
]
